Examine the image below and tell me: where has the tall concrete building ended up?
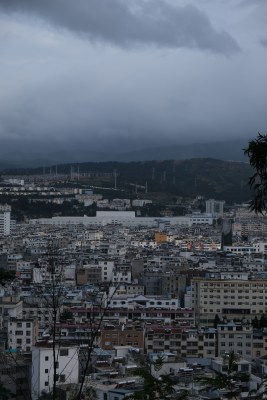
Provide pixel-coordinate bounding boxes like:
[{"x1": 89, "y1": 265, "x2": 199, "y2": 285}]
[
  {"x1": 191, "y1": 275, "x2": 267, "y2": 326},
  {"x1": 0, "y1": 204, "x2": 11, "y2": 236},
  {"x1": 206, "y1": 199, "x2": 225, "y2": 217},
  {"x1": 32, "y1": 342, "x2": 79, "y2": 400}
]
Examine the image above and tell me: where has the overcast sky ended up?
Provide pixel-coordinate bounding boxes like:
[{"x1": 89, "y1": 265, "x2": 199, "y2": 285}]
[{"x1": 0, "y1": 0, "x2": 267, "y2": 153}]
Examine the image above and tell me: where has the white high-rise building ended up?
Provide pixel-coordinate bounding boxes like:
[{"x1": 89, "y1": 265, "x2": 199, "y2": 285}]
[
  {"x1": 205, "y1": 199, "x2": 225, "y2": 217},
  {"x1": 31, "y1": 342, "x2": 79, "y2": 400},
  {"x1": 0, "y1": 204, "x2": 11, "y2": 236}
]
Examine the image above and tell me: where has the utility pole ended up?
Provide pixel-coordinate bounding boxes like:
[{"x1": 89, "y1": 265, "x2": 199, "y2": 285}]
[{"x1": 114, "y1": 169, "x2": 117, "y2": 190}]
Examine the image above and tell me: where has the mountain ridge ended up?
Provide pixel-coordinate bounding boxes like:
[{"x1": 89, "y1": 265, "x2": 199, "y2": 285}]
[{"x1": 0, "y1": 138, "x2": 249, "y2": 169}]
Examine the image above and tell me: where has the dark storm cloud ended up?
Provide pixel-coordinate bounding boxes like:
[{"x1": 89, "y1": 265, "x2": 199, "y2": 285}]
[
  {"x1": 260, "y1": 38, "x2": 267, "y2": 48},
  {"x1": 0, "y1": 0, "x2": 240, "y2": 54}
]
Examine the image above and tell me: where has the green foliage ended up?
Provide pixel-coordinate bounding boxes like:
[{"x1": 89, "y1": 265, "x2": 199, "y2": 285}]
[
  {"x1": 60, "y1": 309, "x2": 73, "y2": 322},
  {"x1": 252, "y1": 314, "x2": 267, "y2": 329},
  {"x1": 213, "y1": 314, "x2": 221, "y2": 328},
  {"x1": 244, "y1": 133, "x2": 267, "y2": 213},
  {"x1": 127, "y1": 356, "x2": 177, "y2": 400},
  {"x1": 0, "y1": 383, "x2": 14, "y2": 400},
  {"x1": 0, "y1": 268, "x2": 13, "y2": 285}
]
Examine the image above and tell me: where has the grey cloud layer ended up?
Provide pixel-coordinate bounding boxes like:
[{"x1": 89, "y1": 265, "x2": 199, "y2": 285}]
[{"x1": 0, "y1": 0, "x2": 240, "y2": 54}]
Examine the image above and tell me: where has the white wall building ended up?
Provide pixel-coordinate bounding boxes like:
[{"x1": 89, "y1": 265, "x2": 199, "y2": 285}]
[
  {"x1": 223, "y1": 245, "x2": 256, "y2": 255},
  {"x1": 8, "y1": 318, "x2": 38, "y2": 352},
  {"x1": 109, "y1": 294, "x2": 179, "y2": 309},
  {"x1": 30, "y1": 211, "x2": 213, "y2": 228},
  {"x1": 217, "y1": 321, "x2": 253, "y2": 357},
  {"x1": 31, "y1": 343, "x2": 79, "y2": 400},
  {"x1": 253, "y1": 242, "x2": 267, "y2": 255},
  {"x1": 205, "y1": 199, "x2": 225, "y2": 217},
  {"x1": 191, "y1": 277, "x2": 267, "y2": 325},
  {"x1": 112, "y1": 270, "x2": 132, "y2": 284},
  {"x1": 0, "y1": 204, "x2": 11, "y2": 236}
]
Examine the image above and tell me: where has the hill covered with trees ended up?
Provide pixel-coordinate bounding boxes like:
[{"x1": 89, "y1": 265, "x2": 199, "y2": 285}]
[{"x1": 2, "y1": 158, "x2": 252, "y2": 204}]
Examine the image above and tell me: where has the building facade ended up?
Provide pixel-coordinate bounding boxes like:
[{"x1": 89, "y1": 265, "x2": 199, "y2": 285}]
[{"x1": 191, "y1": 277, "x2": 267, "y2": 325}]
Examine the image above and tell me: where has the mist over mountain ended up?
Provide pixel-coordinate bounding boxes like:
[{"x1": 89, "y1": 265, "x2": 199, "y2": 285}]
[{"x1": 0, "y1": 138, "x2": 249, "y2": 169}]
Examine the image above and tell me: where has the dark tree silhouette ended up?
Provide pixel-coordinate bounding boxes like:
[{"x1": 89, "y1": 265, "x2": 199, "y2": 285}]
[
  {"x1": 244, "y1": 133, "x2": 267, "y2": 213},
  {"x1": 126, "y1": 355, "x2": 178, "y2": 400}
]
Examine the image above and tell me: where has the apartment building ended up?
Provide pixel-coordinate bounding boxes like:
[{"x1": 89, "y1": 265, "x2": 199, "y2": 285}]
[
  {"x1": 101, "y1": 323, "x2": 144, "y2": 350},
  {"x1": 0, "y1": 204, "x2": 11, "y2": 236},
  {"x1": 252, "y1": 330, "x2": 267, "y2": 358},
  {"x1": 145, "y1": 326, "x2": 217, "y2": 358},
  {"x1": 76, "y1": 261, "x2": 114, "y2": 285},
  {"x1": 205, "y1": 199, "x2": 225, "y2": 217},
  {"x1": 8, "y1": 318, "x2": 39, "y2": 352},
  {"x1": 109, "y1": 295, "x2": 180, "y2": 309},
  {"x1": 0, "y1": 294, "x2": 23, "y2": 328},
  {"x1": 31, "y1": 342, "x2": 79, "y2": 400},
  {"x1": 69, "y1": 303, "x2": 193, "y2": 325},
  {"x1": 191, "y1": 277, "x2": 267, "y2": 325},
  {"x1": 217, "y1": 321, "x2": 253, "y2": 357}
]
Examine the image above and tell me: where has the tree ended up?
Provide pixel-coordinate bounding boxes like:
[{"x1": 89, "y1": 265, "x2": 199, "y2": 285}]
[
  {"x1": 213, "y1": 314, "x2": 221, "y2": 328},
  {"x1": 0, "y1": 268, "x2": 13, "y2": 285},
  {"x1": 126, "y1": 355, "x2": 178, "y2": 400},
  {"x1": 0, "y1": 382, "x2": 14, "y2": 400},
  {"x1": 244, "y1": 133, "x2": 267, "y2": 213},
  {"x1": 76, "y1": 284, "x2": 119, "y2": 400},
  {"x1": 197, "y1": 351, "x2": 250, "y2": 399}
]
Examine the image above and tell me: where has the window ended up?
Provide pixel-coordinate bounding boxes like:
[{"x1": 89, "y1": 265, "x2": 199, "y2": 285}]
[
  {"x1": 59, "y1": 374, "x2": 65, "y2": 382},
  {"x1": 45, "y1": 369, "x2": 49, "y2": 373},
  {"x1": 45, "y1": 381, "x2": 49, "y2": 386},
  {"x1": 60, "y1": 349, "x2": 69, "y2": 356},
  {"x1": 45, "y1": 356, "x2": 49, "y2": 361}
]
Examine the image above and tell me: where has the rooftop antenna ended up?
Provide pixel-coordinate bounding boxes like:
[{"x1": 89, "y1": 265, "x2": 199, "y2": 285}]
[
  {"x1": 145, "y1": 181, "x2": 148, "y2": 194},
  {"x1": 77, "y1": 166, "x2": 80, "y2": 181},
  {"x1": 172, "y1": 161, "x2": 176, "y2": 185},
  {"x1": 114, "y1": 169, "x2": 117, "y2": 189}
]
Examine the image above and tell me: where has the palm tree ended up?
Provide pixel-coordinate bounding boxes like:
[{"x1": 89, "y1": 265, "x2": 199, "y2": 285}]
[
  {"x1": 197, "y1": 351, "x2": 250, "y2": 399},
  {"x1": 126, "y1": 355, "x2": 179, "y2": 400}
]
